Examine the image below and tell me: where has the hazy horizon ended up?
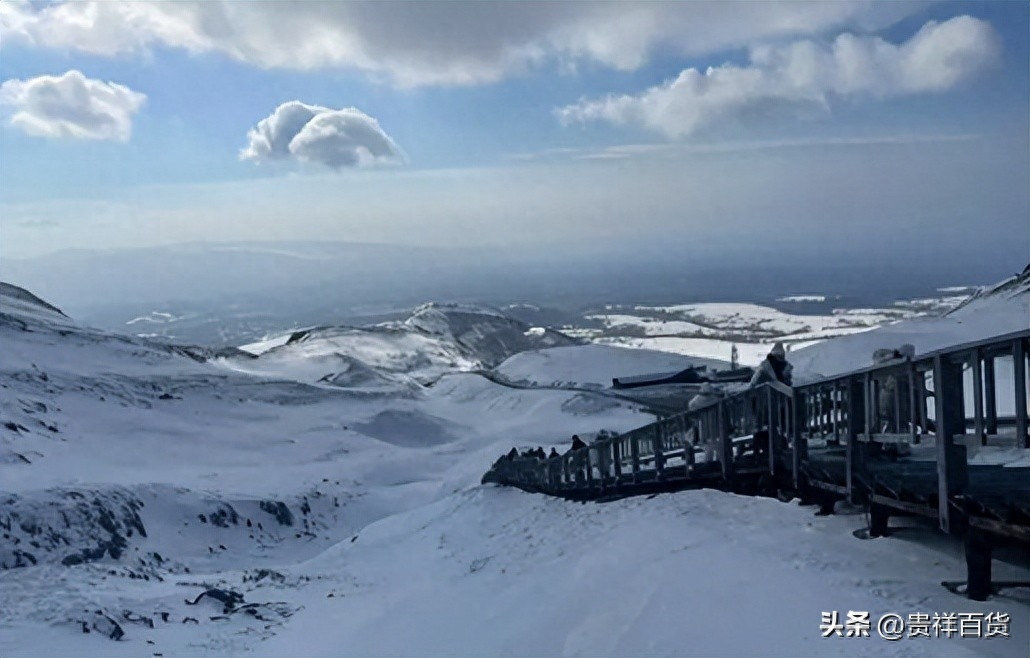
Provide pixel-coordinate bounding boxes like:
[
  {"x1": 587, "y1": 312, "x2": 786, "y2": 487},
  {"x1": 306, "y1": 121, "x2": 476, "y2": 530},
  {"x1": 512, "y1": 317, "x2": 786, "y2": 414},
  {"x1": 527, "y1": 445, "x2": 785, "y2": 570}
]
[{"x1": 2, "y1": 1, "x2": 1027, "y2": 278}]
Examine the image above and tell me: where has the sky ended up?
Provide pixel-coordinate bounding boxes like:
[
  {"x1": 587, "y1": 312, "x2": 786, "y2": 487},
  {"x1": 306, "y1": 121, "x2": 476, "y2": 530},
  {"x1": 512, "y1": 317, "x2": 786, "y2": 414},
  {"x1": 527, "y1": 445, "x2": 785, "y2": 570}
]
[{"x1": 0, "y1": 0, "x2": 1027, "y2": 265}]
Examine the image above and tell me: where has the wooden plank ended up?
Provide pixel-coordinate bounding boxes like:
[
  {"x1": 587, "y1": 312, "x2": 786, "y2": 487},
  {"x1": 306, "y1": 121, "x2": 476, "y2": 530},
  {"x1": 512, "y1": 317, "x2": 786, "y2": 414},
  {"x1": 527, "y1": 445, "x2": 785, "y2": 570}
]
[
  {"x1": 968, "y1": 514, "x2": 1030, "y2": 542},
  {"x1": 858, "y1": 433, "x2": 916, "y2": 444},
  {"x1": 868, "y1": 494, "x2": 938, "y2": 519},
  {"x1": 811, "y1": 480, "x2": 849, "y2": 495}
]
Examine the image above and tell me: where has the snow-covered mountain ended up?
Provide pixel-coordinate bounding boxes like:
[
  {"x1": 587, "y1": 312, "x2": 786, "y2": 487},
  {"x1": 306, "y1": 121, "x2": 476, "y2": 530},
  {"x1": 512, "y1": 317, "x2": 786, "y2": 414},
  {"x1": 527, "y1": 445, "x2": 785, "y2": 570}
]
[
  {"x1": 1, "y1": 279, "x2": 1027, "y2": 656},
  {"x1": 235, "y1": 301, "x2": 579, "y2": 386},
  {"x1": 0, "y1": 281, "x2": 650, "y2": 620}
]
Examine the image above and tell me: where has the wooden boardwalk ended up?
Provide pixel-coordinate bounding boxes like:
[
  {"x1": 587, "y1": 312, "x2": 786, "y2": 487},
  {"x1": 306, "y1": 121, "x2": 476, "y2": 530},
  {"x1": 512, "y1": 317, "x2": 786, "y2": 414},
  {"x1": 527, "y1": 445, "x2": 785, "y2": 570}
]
[{"x1": 482, "y1": 329, "x2": 1030, "y2": 600}]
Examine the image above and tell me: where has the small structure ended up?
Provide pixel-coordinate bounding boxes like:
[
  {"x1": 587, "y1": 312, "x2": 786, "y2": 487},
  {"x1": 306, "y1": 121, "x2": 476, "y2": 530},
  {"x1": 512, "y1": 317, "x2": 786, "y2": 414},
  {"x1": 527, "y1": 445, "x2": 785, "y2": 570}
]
[
  {"x1": 612, "y1": 367, "x2": 707, "y2": 390},
  {"x1": 612, "y1": 365, "x2": 754, "y2": 389}
]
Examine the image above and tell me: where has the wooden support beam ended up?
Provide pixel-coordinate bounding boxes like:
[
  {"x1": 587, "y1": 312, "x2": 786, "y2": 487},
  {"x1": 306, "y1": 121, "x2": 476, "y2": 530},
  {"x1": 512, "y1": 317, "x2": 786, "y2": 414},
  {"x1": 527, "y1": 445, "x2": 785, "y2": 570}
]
[
  {"x1": 934, "y1": 354, "x2": 967, "y2": 534},
  {"x1": 984, "y1": 356, "x2": 998, "y2": 435},
  {"x1": 965, "y1": 527, "x2": 992, "y2": 602},
  {"x1": 1014, "y1": 338, "x2": 1028, "y2": 448}
]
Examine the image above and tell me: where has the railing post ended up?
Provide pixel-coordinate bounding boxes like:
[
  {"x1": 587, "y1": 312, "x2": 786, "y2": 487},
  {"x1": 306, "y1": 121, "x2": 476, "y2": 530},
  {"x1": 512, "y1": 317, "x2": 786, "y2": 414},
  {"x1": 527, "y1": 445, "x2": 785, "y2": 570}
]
[
  {"x1": 892, "y1": 369, "x2": 902, "y2": 433},
  {"x1": 934, "y1": 354, "x2": 967, "y2": 534},
  {"x1": 766, "y1": 387, "x2": 777, "y2": 475},
  {"x1": 845, "y1": 375, "x2": 864, "y2": 505},
  {"x1": 609, "y1": 436, "x2": 618, "y2": 483},
  {"x1": 983, "y1": 355, "x2": 998, "y2": 435},
  {"x1": 585, "y1": 446, "x2": 595, "y2": 493},
  {"x1": 907, "y1": 361, "x2": 919, "y2": 444},
  {"x1": 971, "y1": 349, "x2": 985, "y2": 445},
  {"x1": 626, "y1": 434, "x2": 634, "y2": 481},
  {"x1": 654, "y1": 421, "x2": 665, "y2": 480},
  {"x1": 864, "y1": 372, "x2": 874, "y2": 440},
  {"x1": 1014, "y1": 338, "x2": 1028, "y2": 448},
  {"x1": 792, "y1": 394, "x2": 802, "y2": 491},
  {"x1": 718, "y1": 400, "x2": 734, "y2": 482},
  {"x1": 916, "y1": 367, "x2": 929, "y2": 443},
  {"x1": 679, "y1": 414, "x2": 694, "y2": 474},
  {"x1": 831, "y1": 381, "x2": 840, "y2": 443}
]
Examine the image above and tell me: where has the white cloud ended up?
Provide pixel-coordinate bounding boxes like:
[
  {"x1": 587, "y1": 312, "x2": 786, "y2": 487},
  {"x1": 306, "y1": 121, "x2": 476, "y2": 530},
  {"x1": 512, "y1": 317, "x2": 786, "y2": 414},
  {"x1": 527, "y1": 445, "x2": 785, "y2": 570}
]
[
  {"x1": 0, "y1": 70, "x2": 146, "y2": 141},
  {"x1": 556, "y1": 16, "x2": 1000, "y2": 138},
  {"x1": 0, "y1": 1, "x2": 926, "y2": 87},
  {"x1": 242, "y1": 101, "x2": 405, "y2": 170}
]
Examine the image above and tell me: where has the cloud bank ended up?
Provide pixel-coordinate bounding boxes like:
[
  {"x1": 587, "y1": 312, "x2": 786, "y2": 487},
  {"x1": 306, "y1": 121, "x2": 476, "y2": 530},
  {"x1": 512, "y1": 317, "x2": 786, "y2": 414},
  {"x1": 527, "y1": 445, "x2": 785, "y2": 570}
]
[
  {"x1": 0, "y1": 70, "x2": 146, "y2": 141},
  {"x1": 242, "y1": 101, "x2": 405, "y2": 169},
  {"x1": 556, "y1": 16, "x2": 1000, "y2": 138},
  {"x1": 0, "y1": 1, "x2": 925, "y2": 87}
]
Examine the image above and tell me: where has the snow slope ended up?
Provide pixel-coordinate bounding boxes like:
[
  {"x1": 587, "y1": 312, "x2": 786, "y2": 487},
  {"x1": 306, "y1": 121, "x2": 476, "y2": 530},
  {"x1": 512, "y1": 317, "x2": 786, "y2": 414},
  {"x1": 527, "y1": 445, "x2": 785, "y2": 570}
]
[
  {"x1": 0, "y1": 283, "x2": 648, "y2": 617},
  {"x1": 1, "y1": 282, "x2": 1027, "y2": 657}
]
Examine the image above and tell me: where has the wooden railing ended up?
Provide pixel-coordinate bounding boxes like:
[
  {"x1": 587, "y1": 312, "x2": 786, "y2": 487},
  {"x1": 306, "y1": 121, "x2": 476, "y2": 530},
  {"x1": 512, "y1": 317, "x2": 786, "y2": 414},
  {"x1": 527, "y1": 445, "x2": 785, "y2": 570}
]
[
  {"x1": 483, "y1": 329, "x2": 1030, "y2": 600},
  {"x1": 485, "y1": 329, "x2": 1030, "y2": 531}
]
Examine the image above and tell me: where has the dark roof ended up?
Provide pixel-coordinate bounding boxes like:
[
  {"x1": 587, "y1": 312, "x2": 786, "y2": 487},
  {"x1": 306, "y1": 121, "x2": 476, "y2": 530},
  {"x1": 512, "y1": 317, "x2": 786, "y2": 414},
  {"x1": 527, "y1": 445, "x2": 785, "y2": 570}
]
[{"x1": 612, "y1": 366, "x2": 707, "y2": 389}]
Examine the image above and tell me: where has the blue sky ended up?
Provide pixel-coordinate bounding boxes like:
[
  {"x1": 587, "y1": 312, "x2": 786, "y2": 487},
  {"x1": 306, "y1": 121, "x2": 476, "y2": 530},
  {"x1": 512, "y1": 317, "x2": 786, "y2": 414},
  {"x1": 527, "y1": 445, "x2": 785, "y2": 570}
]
[{"x1": 0, "y1": 1, "x2": 1027, "y2": 261}]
